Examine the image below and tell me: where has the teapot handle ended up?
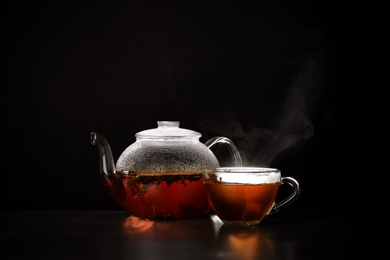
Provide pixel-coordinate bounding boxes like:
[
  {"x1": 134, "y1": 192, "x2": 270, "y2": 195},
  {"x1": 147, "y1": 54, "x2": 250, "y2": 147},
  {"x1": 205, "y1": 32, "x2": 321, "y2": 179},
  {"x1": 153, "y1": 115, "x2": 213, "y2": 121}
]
[{"x1": 205, "y1": 137, "x2": 242, "y2": 167}]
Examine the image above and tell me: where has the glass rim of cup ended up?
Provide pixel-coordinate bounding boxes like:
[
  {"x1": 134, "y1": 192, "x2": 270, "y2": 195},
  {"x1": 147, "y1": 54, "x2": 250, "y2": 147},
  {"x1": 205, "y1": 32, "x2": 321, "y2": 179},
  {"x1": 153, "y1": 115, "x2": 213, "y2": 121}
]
[{"x1": 211, "y1": 167, "x2": 280, "y2": 173}]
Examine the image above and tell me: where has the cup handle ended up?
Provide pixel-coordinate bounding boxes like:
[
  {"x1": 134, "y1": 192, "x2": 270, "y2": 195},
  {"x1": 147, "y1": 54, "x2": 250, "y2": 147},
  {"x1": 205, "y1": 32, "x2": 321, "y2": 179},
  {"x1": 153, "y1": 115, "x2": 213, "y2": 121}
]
[
  {"x1": 268, "y1": 177, "x2": 301, "y2": 214},
  {"x1": 205, "y1": 136, "x2": 242, "y2": 167}
]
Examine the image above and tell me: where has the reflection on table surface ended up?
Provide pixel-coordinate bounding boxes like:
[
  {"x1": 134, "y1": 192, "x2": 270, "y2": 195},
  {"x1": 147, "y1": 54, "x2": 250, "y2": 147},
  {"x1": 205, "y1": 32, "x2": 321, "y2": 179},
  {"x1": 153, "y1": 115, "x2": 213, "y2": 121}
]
[
  {"x1": 0, "y1": 210, "x2": 386, "y2": 259},
  {"x1": 123, "y1": 214, "x2": 277, "y2": 259}
]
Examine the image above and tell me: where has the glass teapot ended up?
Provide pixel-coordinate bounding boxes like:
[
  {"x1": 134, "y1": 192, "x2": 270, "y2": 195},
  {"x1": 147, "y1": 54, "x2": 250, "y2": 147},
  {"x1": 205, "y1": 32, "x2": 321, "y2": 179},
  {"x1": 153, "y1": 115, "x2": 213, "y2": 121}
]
[{"x1": 91, "y1": 121, "x2": 242, "y2": 219}]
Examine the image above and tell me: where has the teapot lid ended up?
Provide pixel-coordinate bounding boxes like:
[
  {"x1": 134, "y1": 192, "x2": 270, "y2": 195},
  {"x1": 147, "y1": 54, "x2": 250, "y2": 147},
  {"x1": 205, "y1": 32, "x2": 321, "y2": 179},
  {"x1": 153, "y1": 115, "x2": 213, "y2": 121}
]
[{"x1": 135, "y1": 121, "x2": 201, "y2": 139}]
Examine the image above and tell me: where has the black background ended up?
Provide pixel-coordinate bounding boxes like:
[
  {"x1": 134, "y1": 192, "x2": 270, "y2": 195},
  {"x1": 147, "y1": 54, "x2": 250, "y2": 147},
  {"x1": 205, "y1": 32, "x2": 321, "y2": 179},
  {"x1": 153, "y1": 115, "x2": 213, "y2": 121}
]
[{"x1": 1, "y1": 1, "x2": 381, "y2": 211}]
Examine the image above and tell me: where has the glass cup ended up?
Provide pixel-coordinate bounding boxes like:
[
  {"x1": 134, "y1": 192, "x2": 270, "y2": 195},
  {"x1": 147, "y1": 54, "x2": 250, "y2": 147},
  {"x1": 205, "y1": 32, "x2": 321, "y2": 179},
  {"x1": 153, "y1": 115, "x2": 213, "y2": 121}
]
[{"x1": 203, "y1": 167, "x2": 300, "y2": 226}]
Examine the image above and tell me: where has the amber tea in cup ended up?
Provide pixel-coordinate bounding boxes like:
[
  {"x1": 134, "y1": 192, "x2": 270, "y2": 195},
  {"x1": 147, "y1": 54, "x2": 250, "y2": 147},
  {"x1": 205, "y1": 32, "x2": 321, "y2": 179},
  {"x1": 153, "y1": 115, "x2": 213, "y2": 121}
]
[{"x1": 203, "y1": 167, "x2": 300, "y2": 226}]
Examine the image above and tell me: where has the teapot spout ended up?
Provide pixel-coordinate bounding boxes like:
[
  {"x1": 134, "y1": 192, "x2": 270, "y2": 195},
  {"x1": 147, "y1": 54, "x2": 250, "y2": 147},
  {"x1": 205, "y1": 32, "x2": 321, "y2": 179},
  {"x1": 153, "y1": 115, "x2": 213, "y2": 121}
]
[{"x1": 90, "y1": 132, "x2": 116, "y2": 176}]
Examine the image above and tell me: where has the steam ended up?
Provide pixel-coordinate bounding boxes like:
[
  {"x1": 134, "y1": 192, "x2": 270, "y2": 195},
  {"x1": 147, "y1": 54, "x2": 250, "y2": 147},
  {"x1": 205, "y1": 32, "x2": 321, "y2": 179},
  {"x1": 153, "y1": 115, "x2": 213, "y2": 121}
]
[
  {"x1": 250, "y1": 55, "x2": 324, "y2": 166},
  {"x1": 199, "y1": 49, "x2": 325, "y2": 167}
]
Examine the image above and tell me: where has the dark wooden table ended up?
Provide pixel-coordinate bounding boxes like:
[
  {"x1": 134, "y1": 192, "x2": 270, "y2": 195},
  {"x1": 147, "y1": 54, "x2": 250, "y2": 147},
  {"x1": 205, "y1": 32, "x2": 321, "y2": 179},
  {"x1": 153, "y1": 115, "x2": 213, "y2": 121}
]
[{"x1": 0, "y1": 210, "x2": 386, "y2": 259}]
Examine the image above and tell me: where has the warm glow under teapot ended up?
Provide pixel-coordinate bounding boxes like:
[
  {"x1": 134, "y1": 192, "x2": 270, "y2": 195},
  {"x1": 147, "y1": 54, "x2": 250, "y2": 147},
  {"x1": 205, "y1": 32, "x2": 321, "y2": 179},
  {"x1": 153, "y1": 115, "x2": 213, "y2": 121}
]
[{"x1": 91, "y1": 121, "x2": 242, "y2": 219}]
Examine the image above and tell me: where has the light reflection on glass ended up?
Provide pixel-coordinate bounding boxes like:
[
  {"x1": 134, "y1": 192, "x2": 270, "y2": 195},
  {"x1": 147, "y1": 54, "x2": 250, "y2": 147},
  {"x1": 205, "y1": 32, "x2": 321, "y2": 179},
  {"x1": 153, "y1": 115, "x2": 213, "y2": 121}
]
[{"x1": 210, "y1": 214, "x2": 224, "y2": 237}]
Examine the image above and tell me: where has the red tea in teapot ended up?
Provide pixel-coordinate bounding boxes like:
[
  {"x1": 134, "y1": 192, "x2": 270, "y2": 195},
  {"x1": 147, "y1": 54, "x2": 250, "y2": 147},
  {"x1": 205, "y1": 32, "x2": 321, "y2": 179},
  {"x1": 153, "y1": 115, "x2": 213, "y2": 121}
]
[{"x1": 101, "y1": 172, "x2": 210, "y2": 219}]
